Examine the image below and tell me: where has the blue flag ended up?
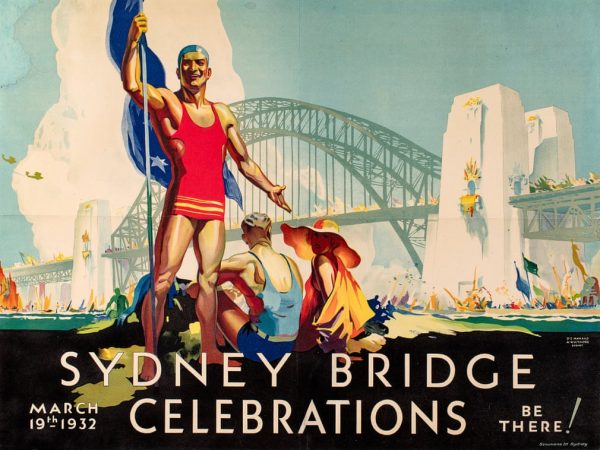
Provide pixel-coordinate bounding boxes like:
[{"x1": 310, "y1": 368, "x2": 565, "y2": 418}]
[
  {"x1": 117, "y1": 273, "x2": 177, "y2": 326},
  {"x1": 514, "y1": 262, "x2": 531, "y2": 300},
  {"x1": 107, "y1": 0, "x2": 243, "y2": 208}
]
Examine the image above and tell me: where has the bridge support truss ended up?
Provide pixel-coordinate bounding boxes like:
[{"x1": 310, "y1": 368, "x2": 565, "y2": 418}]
[
  {"x1": 509, "y1": 184, "x2": 600, "y2": 241},
  {"x1": 8, "y1": 260, "x2": 73, "y2": 286},
  {"x1": 102, "y1": 181, "x2": 165, "y2": 291}
]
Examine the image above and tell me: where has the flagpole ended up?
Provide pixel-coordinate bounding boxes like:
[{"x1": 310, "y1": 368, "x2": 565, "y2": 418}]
[
  {"x1": 522, "y1": 253, "x2": 531, "y2": 304},
  {"x1": 139, "y1": 0, "x2": 158, "y2": 357},
  {"x1": 514, "y1": 261, "x2": 529, "y2": 306}
]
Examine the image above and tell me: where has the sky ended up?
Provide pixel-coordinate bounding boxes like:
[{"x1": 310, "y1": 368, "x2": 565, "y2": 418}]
[
  {"x1": 1, "y1": 0, "x2": 599, "y2": 282},
  {"x1": 218, "y1": 0, "x2": 600, "y2": 170}
]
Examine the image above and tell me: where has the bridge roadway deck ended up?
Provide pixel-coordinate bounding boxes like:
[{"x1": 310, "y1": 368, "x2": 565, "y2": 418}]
[
  {"x1": 6, "y1": 259, "x2": 73, "y2": 285},
  {"x1": 509, "y1": 183, "x2": 600, "y2": 209},
  {"x1": 509, "y1": 183, "x2": 600, "y2": 241}
]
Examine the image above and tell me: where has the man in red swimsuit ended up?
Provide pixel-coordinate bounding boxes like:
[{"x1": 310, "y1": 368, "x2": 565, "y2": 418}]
[{"x1": 122, "y1": 13, "x2": 291, "y2": 379}]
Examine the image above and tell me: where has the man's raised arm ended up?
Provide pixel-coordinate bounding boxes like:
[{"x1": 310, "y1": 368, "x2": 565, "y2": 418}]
[
  {"x1": 220, "y1": 105, "x2": 292, "y2": 213},
  {"x1": 121, "y1": 13, "x2": 165, "y2": 110}
]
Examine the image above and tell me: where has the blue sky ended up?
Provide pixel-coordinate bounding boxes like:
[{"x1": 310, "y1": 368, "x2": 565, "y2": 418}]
[
  {"x1": 219, "y1": 0, "x2": 599, "y2": 171},
  {"x1": 1, "y1": 0, "x2": 599, "y2": 266}
]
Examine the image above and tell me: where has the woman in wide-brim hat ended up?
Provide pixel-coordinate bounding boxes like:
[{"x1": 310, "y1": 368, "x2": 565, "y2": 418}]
[{"x1": 281, "y1": 218, "x2": 381, "y2": 353}]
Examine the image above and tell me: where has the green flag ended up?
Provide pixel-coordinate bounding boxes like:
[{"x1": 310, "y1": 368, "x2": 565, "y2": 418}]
[
  {"x1": 523, "y1": 255, "x2": 539, "y2": 276},
  {"x1": 532, "y1": 284, "x2": 545, "y2": 298}
]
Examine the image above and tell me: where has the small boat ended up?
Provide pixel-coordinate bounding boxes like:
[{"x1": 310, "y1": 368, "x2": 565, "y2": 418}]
[{"x1": 444, "y1": 269, "x2": 491, "y2": 312}]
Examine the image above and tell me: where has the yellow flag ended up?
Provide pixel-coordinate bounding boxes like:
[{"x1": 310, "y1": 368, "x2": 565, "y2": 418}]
[{"x1": 571, "y1": 242, "x2": 588, "y2": 279}]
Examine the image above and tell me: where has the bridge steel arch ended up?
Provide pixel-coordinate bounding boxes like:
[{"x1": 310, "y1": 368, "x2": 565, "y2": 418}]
[{"x1": 230, "y1": 97, "x2": 441, "y2": 271}]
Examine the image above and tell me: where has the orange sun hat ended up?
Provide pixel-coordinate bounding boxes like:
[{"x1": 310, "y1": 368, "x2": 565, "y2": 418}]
[{"x1": 280, "y1": 218, "x2": 361, "y2": 268}]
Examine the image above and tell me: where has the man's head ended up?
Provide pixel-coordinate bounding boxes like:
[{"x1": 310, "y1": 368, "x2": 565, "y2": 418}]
[
  {"x1": 241, "y1": 212, "x2": 272, "y2": 247},
  {"x1": 176, "y1": 44, "x2": 211, "y2": 92}
]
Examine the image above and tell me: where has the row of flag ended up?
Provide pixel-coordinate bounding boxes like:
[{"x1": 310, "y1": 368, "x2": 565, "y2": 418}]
[
  {"x1": 514, "y1": 256, "x2": 537, "y2": 301},
  {"x1": 515, "y1": 243, "x2": 588, "y2": 302}
]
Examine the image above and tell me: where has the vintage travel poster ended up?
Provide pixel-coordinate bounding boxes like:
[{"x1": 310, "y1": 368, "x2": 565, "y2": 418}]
[{"x1": 1, "y1": 1, "x2": 599, "y2": 448}]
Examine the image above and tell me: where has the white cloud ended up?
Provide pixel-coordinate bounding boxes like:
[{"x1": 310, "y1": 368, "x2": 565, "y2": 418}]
[{"x1": 12, "y1": 0, "x2": 244, "y2": 259}]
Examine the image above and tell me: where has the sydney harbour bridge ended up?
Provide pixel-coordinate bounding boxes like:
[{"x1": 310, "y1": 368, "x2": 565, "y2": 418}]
[
  {"x1": 9, "y1": 97, "x2": 600, "y2": 291},
  {"x1": 103, "y1": 97, "x2": 442, "y2": 290}
]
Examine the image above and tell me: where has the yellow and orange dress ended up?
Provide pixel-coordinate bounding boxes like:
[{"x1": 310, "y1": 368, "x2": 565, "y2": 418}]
[{"x1": 295, "y1": 257, "x2": 374, "y2": 353}]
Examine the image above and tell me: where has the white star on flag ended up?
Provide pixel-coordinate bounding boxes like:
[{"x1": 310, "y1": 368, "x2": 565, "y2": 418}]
[{"x1": 150, "y1": 155, "x2": 168, "y2": 172}]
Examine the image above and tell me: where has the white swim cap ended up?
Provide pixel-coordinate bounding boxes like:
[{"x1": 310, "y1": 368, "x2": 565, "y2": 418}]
[{"x1": 242, "y1": 212, "x2": 272, "y2": 230}]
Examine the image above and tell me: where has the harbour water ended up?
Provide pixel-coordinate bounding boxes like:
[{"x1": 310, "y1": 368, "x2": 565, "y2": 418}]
[
  {"x1": 0, "y1": 312, "x2": 108, "y2": 331},
  {"x1": 407, "y1": 309, "x2": 600, "y2": 333},
  {"x1": 2, "y1": 308, "x2": 599, "y2": 333}
]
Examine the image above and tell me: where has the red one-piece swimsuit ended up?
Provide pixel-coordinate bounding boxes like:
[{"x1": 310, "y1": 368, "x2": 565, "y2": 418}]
[{"x1": 170, "y1": 101, "x2": 228, "y2": 221}]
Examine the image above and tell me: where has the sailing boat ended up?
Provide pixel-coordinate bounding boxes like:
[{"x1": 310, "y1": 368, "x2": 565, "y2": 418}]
[
  {"x1": 424, "y1": 291, "x2": 440, "y2": 311},
  {"x1": 391, "y1": 271, "x2": 419, "y2": 310},
  {"x1": 444, "y1": 269, "x2": 490, "y2": 312},
  {"x1": 43, "y1": 295, "x2": 52, "y2": 312},
  {"x1": 87, "y1": 289, "x2": 97, "y2": 312}
]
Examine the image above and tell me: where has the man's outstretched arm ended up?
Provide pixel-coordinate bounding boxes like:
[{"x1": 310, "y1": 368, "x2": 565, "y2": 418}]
[
  {"x1": 220, "y1": 105, "x2": 292, "y2": 212},
  {"x1": 121, "y1": 13, "x2": 165, "y2": 110}
]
